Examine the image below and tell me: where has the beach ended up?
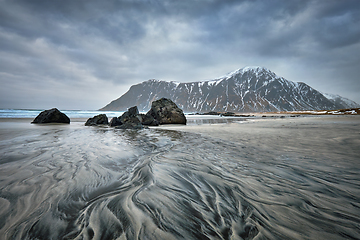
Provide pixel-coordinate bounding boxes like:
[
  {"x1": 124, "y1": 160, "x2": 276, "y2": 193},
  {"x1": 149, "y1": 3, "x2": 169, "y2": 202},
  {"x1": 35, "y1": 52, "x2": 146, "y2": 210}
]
[
  {"x1": 161, "y1": 115, "x2": 360, "y2": 166},
  {"x1": 0, "y1": 115, "x2": 359, "y2": 239}
]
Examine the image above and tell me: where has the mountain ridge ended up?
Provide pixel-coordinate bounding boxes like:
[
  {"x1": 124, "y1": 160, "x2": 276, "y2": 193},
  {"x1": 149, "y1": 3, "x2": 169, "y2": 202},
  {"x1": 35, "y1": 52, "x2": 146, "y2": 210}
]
[{"x1": 100, "y1": 66, "x2": 359, "y2": 112}]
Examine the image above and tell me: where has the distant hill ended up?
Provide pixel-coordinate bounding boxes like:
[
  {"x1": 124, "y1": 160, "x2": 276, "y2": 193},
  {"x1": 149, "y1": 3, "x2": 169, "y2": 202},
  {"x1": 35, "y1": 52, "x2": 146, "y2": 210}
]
[{"x1": 100, "y1": 66, "x2": 359, "y2": 112}]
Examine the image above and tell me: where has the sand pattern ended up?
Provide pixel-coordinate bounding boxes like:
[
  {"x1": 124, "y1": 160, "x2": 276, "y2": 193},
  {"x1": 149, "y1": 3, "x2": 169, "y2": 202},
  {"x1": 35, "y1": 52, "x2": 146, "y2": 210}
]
[{"x1": 0, "y1": 116, "x2": 359, "y2": 239}]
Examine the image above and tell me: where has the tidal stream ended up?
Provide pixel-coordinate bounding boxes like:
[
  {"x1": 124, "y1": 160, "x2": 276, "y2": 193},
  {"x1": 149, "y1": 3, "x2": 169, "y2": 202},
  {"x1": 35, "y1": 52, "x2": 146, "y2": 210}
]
[{"x1": 0, "y1": 117, "x2": 359, "y2": 239}]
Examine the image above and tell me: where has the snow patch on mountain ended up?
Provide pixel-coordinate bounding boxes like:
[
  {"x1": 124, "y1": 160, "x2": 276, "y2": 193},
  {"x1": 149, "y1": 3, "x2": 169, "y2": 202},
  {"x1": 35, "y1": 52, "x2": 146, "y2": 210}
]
[{"x1": 321, "y1": 92, "x2": 360, "y2": 108}]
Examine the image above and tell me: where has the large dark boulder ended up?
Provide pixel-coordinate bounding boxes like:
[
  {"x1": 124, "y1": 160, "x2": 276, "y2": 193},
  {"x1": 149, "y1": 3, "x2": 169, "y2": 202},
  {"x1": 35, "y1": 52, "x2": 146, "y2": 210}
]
[
  {"x1": 146, "y1": 98, "x2": 186, "y2": 124},
  {"x1": 85, "y1": 114, "x2": 108, "y2": 126},
  {"x1": 31, "y1": 108, "x2": 70, "y2": 124}
]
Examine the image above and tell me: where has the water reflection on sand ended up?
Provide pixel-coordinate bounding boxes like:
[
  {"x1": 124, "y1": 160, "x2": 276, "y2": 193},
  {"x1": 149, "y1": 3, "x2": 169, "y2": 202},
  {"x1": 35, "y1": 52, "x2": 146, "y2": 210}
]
[{"x1": 0, "y1": 116, "x2": 359, "y2": 239}]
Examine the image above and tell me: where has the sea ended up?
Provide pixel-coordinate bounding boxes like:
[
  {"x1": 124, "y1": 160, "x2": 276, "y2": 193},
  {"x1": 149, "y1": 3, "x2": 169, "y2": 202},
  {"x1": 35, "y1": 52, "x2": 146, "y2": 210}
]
[
  {"x1": 0, "y1": 109, "x2": 359, "y2": 239},
  {"x1": 0, "y1": 109, "x2": 124, "y2": 119}
]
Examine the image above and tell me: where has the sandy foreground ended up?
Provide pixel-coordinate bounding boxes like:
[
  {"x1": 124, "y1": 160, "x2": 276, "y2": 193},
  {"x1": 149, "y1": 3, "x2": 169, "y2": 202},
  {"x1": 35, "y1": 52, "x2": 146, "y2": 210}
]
[{"x1": 0, "y1": 114, "x2": 359, "y2": 239}]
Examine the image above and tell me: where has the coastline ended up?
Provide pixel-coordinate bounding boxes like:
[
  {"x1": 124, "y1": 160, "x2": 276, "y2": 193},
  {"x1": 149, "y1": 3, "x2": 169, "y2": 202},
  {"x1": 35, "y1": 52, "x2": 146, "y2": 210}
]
[
  {"x1": 1, "y1": 114, "x2": 359, "y2": 163},
  {"x1": 1, "y1": 113, "x2": 358, "y2": 125}
]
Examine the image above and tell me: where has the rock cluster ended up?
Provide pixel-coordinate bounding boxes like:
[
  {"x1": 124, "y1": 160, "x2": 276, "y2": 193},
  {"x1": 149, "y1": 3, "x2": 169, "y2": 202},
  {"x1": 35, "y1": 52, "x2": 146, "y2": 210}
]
[
  {"x1": 31, "y1": 108, "x2": 70, "y2": 124},
  {"x1": 111, "y1": 106, "x2": 145, "y2": 129},
  {"x1": 86, "y1": 98, "x2": 186, "y2": 129}
]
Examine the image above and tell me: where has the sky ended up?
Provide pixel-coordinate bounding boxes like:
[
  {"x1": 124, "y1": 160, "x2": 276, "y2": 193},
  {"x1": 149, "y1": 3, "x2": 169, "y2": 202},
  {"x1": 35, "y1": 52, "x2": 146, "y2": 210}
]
[{"x1": 1, "y1": 0, "x2": 359, "y2": 110}]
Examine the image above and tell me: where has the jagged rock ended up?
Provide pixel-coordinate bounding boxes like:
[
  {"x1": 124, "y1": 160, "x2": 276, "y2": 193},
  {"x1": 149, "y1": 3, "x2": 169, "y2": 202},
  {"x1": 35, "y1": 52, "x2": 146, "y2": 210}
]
[
  {"x1": 146, "y1": 98, "x2": 186, "y2": 124},
  {"x1": 31, "y1": 108, "x2": 70, "y2": 124},
  {"x1": 85, "y1": 114, "x2": 108, "y2": 126},
  {"x1": 109, "y1": 106, "x2": 139, "y2": 127},
  {"x1": 109, "y1": 101, "x2": 186, "y2": 128},
  {"x1": 109, "y1": 117, "x2": 122, "y2": 127},
  {"x1": 114, "y1": 106, "x2": 146, "y2": 129},
  {"x1": 119, "y1": 106, "x2": 139, "y2": 124},
  {"x1": 138, "y1": 113, "x2": 159, "y2": 126}
]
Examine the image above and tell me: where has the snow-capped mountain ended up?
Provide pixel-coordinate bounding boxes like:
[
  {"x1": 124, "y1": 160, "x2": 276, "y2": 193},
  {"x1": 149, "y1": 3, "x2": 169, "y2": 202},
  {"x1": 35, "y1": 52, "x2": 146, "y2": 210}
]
[{"x1": 100, "y1": 66, "x2": 359, "y2": 112}]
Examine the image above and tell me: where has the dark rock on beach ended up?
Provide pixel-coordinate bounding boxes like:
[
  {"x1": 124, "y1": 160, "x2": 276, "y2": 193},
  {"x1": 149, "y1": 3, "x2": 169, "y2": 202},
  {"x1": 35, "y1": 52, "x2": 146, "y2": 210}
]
[
  {"x1": 85, "y1": 114, "x2": 108, "y2": 126},
  {"x1": 95, "y1": 99, "x2": 186, "y2": 129},
  {"x1": 31, "y1": 108, "x2": 70, "y2": 124},
  {"x1": 109, "y1": 117, "x2": 122, "y2": 127},
  {"x1": 114, "y1": 106, "x2": 146, "y2": 129},
  {"x1": 119, "y1": 106, "x2": 139, "y2": 124},
  {"x1": 146, "y1": 98, "x2": 186, "y2": 125},
  {"x1": 139, "y1": 113, "x2": 159, "y2": 126},
  {"x1": 109, "y1": 106, "x2": 140, "y2": 128}
]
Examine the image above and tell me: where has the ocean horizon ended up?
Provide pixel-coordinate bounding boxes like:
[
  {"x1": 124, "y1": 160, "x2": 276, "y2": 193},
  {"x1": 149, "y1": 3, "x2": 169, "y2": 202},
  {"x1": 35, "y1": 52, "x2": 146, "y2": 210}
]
[{"x1": 0, "y1": 109, "x2": 125, "y2": 119}]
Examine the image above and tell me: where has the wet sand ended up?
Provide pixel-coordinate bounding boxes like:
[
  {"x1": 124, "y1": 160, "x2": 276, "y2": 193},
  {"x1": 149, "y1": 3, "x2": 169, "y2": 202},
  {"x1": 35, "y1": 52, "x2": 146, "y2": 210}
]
[
  {"x1": 0, "y1": 115, "x2": 359, "y2": 239},
  {"x1": 160, "y1": 115, "x2": 360, "y2": 164}
]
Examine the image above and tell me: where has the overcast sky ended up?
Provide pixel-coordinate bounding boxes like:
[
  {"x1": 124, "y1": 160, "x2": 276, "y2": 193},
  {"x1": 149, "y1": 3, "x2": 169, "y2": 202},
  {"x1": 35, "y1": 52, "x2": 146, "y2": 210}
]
[{"x1": 1, "y1": 0, "x2": 359, "y2": 110}]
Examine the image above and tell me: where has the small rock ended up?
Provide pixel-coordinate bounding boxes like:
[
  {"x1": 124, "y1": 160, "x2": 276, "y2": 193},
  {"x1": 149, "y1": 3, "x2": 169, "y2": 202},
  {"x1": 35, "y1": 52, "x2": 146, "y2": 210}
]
[
  {"x1": 146, "y1": 98, "x2": 186, "y2": 125},
  {"x1": 31, "y1": 108, "x2": 70, "y2": 124},
  {"x1": 109, "y1": 117, "x2": 122, "y2": 127},
  {"x1": 85, "y1": 114, "x2": 108, "y2": 126}
]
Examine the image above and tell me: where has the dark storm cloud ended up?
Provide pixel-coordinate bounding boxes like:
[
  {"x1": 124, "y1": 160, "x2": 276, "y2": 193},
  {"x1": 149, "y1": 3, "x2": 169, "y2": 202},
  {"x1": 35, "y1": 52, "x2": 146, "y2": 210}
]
[{"x1": 0, "y1": 0, "x2": 359, "y2": 109}]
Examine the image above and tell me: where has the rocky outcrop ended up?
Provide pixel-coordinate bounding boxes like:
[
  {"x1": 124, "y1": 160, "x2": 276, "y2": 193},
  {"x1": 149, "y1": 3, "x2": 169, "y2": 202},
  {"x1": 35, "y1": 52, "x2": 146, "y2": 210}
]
[
  {"x1": 146, "y1": 98, "x2": 186, "y2": 124},
  {"x1": 85, "y1": 114, "x2": 108, "y2": 126},
  {"x1": 31, "y1": 108, "x2": 70, "y2": 124},
  {"x1": 119, "y1": 106, "x2": 139, "y2": 124},
  {"x1": 116, "y1": 106, "x2": 145, "y2": 129},
  {"x1": 109, "y1": 106, "x2": 148, "y2": 129},
  {"x1": 110, "y1": 103, "x2": 176, "y2": 129},
  {"x1": 89, "y1": 99, "x2": 186, "y2": 129}
]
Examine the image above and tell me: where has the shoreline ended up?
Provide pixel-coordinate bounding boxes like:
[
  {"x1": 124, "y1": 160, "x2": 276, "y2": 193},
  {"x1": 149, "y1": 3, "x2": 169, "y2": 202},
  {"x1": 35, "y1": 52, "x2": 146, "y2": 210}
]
[{"x1": 0, "y1": 113, "x2": 359, "y2": 124}]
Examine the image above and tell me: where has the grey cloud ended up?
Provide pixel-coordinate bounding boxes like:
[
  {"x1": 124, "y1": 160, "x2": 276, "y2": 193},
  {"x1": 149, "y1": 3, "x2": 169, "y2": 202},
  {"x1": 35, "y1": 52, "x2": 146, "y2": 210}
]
[{"x1": 0, "y1": 0, "x2": 359, "y2": 109}]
